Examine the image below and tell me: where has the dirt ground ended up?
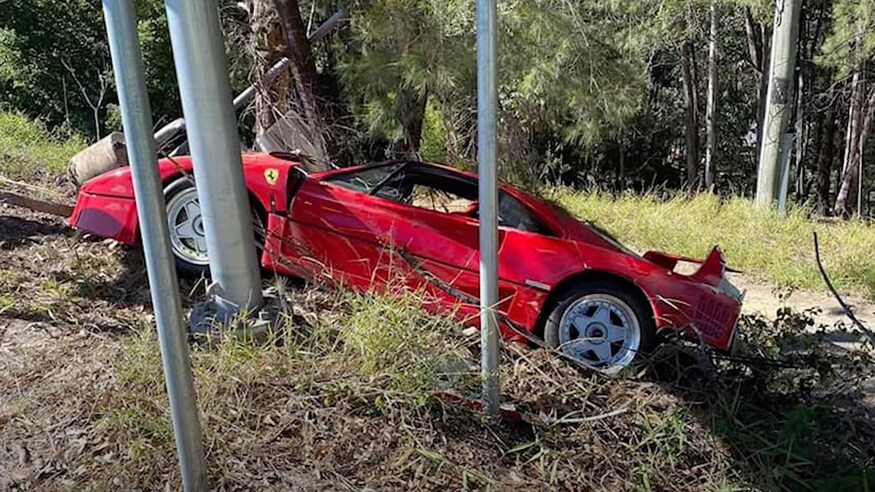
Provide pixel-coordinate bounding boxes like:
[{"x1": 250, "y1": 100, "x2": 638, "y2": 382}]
[{"x1": 730, "y1": 272, "x2": 875, "y2": 336}]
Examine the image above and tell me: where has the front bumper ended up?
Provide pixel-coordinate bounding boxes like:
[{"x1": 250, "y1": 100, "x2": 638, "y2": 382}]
[{"x1": 69, "y1": 191, "x2": 139, "y2": 245}]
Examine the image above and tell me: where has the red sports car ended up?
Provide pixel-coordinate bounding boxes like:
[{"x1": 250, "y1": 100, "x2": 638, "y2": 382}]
[{"x1": 70, "y1": 152, "x2": 743, "y2": 373}]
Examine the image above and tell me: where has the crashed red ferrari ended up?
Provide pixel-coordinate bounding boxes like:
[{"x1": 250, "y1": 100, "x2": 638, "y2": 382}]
[{"x1": 70, "y1": 152, "x2": 744, "y2": 372}]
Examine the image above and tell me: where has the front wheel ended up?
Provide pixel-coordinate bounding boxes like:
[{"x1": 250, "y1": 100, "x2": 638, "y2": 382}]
[
  {"x1": 163, "y1": 177, "x2": 264, "y2": 279},
  {"x1": 544, "y1": 281, "x2": 656, "y2": 374}
]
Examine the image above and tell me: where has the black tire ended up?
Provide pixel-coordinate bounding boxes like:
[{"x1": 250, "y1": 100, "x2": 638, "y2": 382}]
[
  {"x1": 544, "y1": 280, "x2": 656, "y2": 373},
  {"x1": 162, "y1": 177, "x2": 265, "y2": 279}
]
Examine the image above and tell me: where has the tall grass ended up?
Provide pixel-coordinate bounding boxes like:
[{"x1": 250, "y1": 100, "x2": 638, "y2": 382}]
[
  {"x1": 76, "y1": 287, "x2": 875, "y2": 490},
  {"x1": 550, "y1": 189, "x2": 875, "y2": 298},
  {"x1": 0, "y1": 111, "x2": 86, "y2": 179}
]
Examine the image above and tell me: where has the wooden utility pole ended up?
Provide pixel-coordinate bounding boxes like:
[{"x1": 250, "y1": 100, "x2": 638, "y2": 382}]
[{"x1": 755, "y1": 0, "x2": 802, "y2": 208}]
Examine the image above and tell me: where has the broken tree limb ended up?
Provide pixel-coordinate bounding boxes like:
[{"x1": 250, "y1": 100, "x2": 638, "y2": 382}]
[
  {"x1": 0, "y1": 191, "x2": 73, "y2": 217},
  {"x1": 813, "y1": 231, "x2": 875, "y2": 345},
  {"x1": 152, "y1": 6, "x2": 347, "y2": 150}
]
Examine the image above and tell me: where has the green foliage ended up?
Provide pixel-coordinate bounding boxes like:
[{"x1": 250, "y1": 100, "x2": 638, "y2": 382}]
[
  {"x1": 0, "y1": 0, "x2": 111, "y2": 137},
  {"x1": 337, "y1": 289, "x2": 472, "y2": 393},
  {"x1": 818, "y1": 0, "x2": 875, "y2": 73},
  {"x1": 551, "y1": 188, "x2": 875, "y2": 297},
  {"x1": 339, "y1": 0, "x2": 474, "y2": 151},
  {"x1": 0, "y1": 0, "x2": 868, "y2": 206},
  {"x1": 340, "y1": 0, "x2": 653, "y2": 163},
  {"x1": 0, "y1": 111, "x2": 86, "y2": 178},
  {"x1": 0, "y1": 0, "x2": 243, "y2": 140},
  {"x1": 497, "y1": 0, "x2": 647, "y2": 145},
  {"x1": 419, "y1": 100, "x2": 447, "y2": 161}
]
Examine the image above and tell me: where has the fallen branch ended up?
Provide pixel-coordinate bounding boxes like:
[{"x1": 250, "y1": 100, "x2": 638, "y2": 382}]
[
  {"x1": 548, "y1": 405, "x2": 630, "y2": 425},
  {"x1": 813, "y1": 231, "x2": 875, "y2": 346},
  {"x1": 0, "y1": 191, "x2": 73, "y2": 217}
]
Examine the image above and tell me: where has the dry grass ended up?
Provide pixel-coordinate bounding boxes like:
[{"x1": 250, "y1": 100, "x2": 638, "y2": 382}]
[{"x1": 0, "y1": 284, "x2": 742, "y2": 490}]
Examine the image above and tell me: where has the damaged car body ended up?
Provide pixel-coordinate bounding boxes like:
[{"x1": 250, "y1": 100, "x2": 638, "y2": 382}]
[{"x1": 69, "y1": 152, "x2": 744, "y2": 373}]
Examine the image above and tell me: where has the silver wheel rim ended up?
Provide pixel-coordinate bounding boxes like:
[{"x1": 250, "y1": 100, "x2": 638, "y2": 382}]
[
  {"x1": 166, "y1": 187, "x2": 209, "y2": 266},
  {"x1": 558, "y1": 293, "x2": 641, "y2": 374}
]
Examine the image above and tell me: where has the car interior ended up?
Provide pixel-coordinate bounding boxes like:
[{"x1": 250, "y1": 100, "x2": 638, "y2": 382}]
[{"x1": 323, "y1": 161, "x2": 552, "y2": 235}]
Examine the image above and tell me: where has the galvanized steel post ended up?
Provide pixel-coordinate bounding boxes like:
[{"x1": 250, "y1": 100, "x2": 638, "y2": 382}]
[
  {"x1": 164, "y1": 0, "x2": 264, "y2": 318},
  {"x1": 101, "y1": 0, "x2": 207, "y2": 489},
  {"x1": 476, "y1": 0, "x2": 500, "y2": 415}
]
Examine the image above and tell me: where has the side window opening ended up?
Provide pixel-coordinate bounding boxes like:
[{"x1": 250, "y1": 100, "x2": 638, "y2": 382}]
[
  {"x1": 410, "y1": 184, "x2": 478, "y2": 214},
  {"x1": 498, "y1": 192, "x2": 552, "y2": 235},
  {"x1": 323, "y1": 163, "x2": 552, "y2": 236}
]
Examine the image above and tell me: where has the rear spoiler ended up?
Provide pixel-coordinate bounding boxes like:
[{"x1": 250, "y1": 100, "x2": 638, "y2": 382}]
[{"x1": 643, "y1": 247, "x2": 740, "y2": 285}]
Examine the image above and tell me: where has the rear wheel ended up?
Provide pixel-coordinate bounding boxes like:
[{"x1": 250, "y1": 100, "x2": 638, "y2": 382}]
[
  {"x1": 544, "y1": 281, "x2": 656, "y2": 374},
  {"x1": 163, "y1": 177, "x2": 264, "y2": 279}
]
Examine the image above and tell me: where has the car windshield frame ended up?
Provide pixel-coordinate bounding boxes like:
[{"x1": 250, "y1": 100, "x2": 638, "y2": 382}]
[{"x1": 320, "y1": 161, "x2": 407, "y2": 195}]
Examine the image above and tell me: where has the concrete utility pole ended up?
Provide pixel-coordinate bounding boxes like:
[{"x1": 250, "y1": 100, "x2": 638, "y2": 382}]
[
  {"x1": 164, "y1": 0, "x2": 264, "y2": 321},
  {"x1": 101, "y1": 0, "x2": 207, "y2": 490},
  {"x1": 476, "y1": 0, "x2": 500, "y2": 415},
  {"x1": 755, "y1": 0, "x2": 802, "y2": 207}
]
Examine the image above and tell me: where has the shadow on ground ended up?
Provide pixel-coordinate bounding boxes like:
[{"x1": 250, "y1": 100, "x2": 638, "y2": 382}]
[{"x1": 0, "y1": 215, "x2": 69, "y2": 249}]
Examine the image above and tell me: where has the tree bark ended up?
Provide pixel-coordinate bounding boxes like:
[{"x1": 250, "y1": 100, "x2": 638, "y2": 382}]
[
  {"x1": 835, "y1": 61, "x2": 865, "y2": 217},
  {"x1": 743, "y1": 7, "x2": 763, "y2": 72},
  {"x1": 618, "y1": 143, "x2": 626, "y2": 190},
  {"x1": 704, "y1": 1, "x2": 719, "y2": 189},
  {"x1": 273, "y1": 0, "x2": 330, "y2": 166},
  {"x1": 250, "y1": 0, "x2": 290, "y2": 136},
  {"x1": 794, "y1": 70, "x2": 806, "y2": 201},
  {"x1": 395, "y1": 86, "x2": 428, "y2": 156},
  {"x1": 680, "y1": 40, "x2": 700, "y2": 188},
  {"x1": 855, "y1": 86, "x2": 875, "y2": 214},
  {"x1": 273, "y1": 0, "x2": 321, "y2": 125}
]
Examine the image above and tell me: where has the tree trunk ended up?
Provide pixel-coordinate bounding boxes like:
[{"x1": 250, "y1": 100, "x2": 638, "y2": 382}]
[
  {"x1": 250, "y1": 0, "x2": 291, "y2": 136},
  {"x1": 745, "y1": 7, "x2": 771, "y2": 161},
  {"x1": 273, "y1": 0, "x2": 330, "y2": 166},
  {"x1": 856, "y1": 87, "x2": 875, "y2": 214},
  {"x1": 273, "y1": 0, "x2": 320, "y2": 124},
  {"x1": 835, "y1": 61, "x2": 865, "y2": 217},
  {"x1": 704, "y1": 1, "x2": 719, "y2": 189},
  {"x1": 618, "y1": 143, "x2": 626, "y2": 190},
  {"x1": 794, "y1": 70, "x2": 806, "y2": 201},
  {"x1": 743, "y1": 7, "x2": 762, "y2": 72},
  {"x1": 680, "y1": 40, "x2": 700, "y2": 188},
  {"x1": 395, "y1": 86, "x2": 428, "y2": 156},
  {"x1": 815, "y1": 90, "x2": 837, "y2": 215}
]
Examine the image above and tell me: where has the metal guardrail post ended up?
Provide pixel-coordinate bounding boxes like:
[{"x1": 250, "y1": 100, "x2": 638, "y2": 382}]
[
  {"x1": 164, "y1": 0, "x2": 264, "y2": 320},
  {"x1": 476, "y1": 0, "x2": 500, "y2": 415},
  {"x1": 101, "y1": 0, "x2": 208, "y2": 489}
]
